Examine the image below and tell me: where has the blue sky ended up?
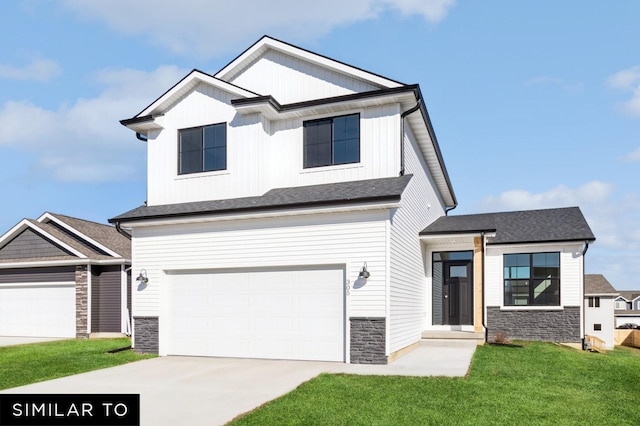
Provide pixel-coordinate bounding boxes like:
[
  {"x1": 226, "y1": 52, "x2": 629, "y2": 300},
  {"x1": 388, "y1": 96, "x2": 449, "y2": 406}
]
[{"x1": 0, "y1": 1, "x2": 638, "y2": 289}]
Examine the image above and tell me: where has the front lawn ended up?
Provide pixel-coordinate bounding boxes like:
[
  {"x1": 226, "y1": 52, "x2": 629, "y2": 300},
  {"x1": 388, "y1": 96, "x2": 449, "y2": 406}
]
[
  {"x1": 0, "y1": 338, "x2": 154, "y2": 390},
  {"x1": 232, "y1": 342, "x2": 640, "y2": 425}
]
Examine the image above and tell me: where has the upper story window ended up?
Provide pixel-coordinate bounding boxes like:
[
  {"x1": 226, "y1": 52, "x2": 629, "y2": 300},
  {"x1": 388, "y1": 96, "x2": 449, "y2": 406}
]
[
  {"x1": 615, "y1": 300, "x2": 626, "y2": 310},
  {"x1": 588, "y1": 296, "x2": 600, "y2": 308},
  {"x1": 178, "y1": 123, "x2": 227, "y2": 175},
  {"x1": 504, "y1": 252, "x2": 560, "y2": 306},
  {"x1": 303, "y1": 113, "x2": 360, "y2": 168}
]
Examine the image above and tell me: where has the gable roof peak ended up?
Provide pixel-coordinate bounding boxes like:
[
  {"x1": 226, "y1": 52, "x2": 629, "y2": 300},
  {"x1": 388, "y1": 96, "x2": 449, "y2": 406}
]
[{"x1": 214, "y1": 35, "x2": 405, "y2": 89}]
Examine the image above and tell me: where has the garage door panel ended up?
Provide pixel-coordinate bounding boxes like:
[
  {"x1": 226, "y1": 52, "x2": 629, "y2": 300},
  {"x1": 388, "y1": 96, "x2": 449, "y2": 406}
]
[
  {"x1": 0, "y1": 284, "x2": 75, "y2": 338},
  {"x1": 168, "y1": 268, "x2": 344, "y2": 361}
]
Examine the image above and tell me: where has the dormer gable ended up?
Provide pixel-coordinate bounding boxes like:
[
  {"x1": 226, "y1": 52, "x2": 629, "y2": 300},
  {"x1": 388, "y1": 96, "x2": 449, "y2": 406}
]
[{"x1": 121, "y1": 69, "x2": 259, "y2": 134}]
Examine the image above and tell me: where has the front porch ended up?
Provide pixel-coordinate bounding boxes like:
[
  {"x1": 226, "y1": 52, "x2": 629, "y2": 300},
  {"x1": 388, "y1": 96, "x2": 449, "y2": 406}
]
[{"x1": 421, "y1": 329, "x2": 485, "y2": 345}]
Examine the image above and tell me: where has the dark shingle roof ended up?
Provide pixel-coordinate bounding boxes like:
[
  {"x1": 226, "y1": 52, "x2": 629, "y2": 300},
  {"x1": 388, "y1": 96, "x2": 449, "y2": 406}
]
[
  {"x1": 585, "y1": 274, "x2": 618, "y2": 295},
  {"x1": 420, "y1": 207, "x2": 595, "y2": 244},
  {"x1": 110, "y1": 175, "x2": 412, "y2": 223},
  {"x1": 617, "y1": 291, "x2": 640, "y2": 301}
]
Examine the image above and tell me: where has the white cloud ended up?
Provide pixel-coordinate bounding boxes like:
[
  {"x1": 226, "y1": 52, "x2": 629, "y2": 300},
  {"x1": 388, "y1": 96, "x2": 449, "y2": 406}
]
[
  {"x1": 0, "y1": 58, "x2": 61, "y2": 81},
  {"x1": 60, "y1": 0, "x2": 456, "y2": 58},
  {"x1": 0, "y1": 65, "x2": 187, "y2": 182},
  {"x1": 525, "y1": 76, "x2": 584, "y2": 95},
  {"x1": 479, "y1": 182, "x2": 640, "y2": 289},
  {"x1": 480, "y1": 181, "x2": 612, "y2": 212},
  {"x1": 625, "y1": 147, "x2": 640, "y2": 162},
  {"x1": 607, "y1": 66, "x2": 640, "y2": 117}
]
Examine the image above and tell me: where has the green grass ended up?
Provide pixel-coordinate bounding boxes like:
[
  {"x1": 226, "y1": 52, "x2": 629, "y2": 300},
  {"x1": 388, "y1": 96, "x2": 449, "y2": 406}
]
[
  {"x1": 231, "y1": 342, "x2": 640, "y2": 426},
  {"x1": 0, "y1": 338, "x2": 155, "y2": 390}
]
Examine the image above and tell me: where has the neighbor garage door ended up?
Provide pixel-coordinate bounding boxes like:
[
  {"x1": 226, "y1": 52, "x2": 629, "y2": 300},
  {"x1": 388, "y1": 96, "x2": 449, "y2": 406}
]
[
  {"x1": 0, "y1": 267, "x2": 76, "y2": 338},
  {"x1": 167, "y1": 267, "x2": 345, "y2": 361}
]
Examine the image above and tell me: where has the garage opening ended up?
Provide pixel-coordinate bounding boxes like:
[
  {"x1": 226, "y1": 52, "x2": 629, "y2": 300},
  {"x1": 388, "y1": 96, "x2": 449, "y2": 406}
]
[{"x1": 166, "y1": 266, "x2": 345, "y2": 362}]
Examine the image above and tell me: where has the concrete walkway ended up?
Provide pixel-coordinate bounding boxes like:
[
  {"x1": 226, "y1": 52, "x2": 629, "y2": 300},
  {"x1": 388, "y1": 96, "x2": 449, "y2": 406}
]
[{"x1": 1, "y1": 339, "x2": 477, "y2": 425}]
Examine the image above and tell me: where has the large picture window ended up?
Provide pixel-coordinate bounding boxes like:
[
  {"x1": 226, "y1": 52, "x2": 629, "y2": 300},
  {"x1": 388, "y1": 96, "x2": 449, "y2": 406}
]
[
  {"x1": 303, "y1": 114, "x2": 360, "y2": 168},
  {"x1": 178, "y1": 123, "x2": 227, "y2": 174},
  {"x1": 504, "y1": 252, "x2": 560, "y2": 306}
]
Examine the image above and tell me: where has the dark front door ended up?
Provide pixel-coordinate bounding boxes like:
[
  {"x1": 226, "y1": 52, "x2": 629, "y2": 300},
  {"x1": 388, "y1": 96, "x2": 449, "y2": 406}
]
[{"x1": 442, "y1": 261, "x2": 473, "y2": 325}]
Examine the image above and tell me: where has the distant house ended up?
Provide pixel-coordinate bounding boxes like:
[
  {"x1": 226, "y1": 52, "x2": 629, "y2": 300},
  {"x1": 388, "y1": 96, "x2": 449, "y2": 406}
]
[
  {"x1": 111, "y1": 36, "x2": 596, "y2": 364},
  {"x1": 614, "y1": 291, "x2": 640, "y2": 328},
  {"x1": 583, "y1": 274, "x2": 618, "y2": 349},
  {"x1": 0, "y1": 213, "x2": 131, "y2": 338}
]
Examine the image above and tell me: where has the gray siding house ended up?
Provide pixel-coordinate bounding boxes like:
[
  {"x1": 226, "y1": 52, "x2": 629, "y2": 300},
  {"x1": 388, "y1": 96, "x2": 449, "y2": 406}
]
[{"x1": 0, "y1": 213, "x2": 131, "y2": 338}]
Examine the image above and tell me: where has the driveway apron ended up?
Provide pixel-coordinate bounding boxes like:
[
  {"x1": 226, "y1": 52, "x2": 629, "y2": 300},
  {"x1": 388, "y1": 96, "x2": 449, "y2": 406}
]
[{"x1": 1, "y1": 340, "x2": 477, "y2": 425}]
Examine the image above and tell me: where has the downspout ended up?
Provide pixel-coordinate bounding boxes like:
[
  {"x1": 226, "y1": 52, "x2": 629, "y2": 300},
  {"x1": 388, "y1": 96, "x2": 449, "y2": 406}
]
[
  {"x1": 581, "y1": 241, "x2": 590, "y2": 350},
  {"x1": 399, "y1": 103, "x2": 421, "y2": 176},
  {"x1": 445, "y1": 204, "x2": 457, "y2": 216},
  {"x1": 115, "y1": 221, "x2": 132, "y2": 240}
]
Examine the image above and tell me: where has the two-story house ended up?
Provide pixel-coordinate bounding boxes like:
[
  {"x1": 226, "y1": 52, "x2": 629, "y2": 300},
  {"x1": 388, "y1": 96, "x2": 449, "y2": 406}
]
[
  {"x1": 614, "y1": 291, "x2": 640, "y2": 327},
  {"x1": 584, "y1": 274, "x2": 618, "y2": 349},
  {"x1": 111, "y1": 36, "x2": 595, "y2": 364}
]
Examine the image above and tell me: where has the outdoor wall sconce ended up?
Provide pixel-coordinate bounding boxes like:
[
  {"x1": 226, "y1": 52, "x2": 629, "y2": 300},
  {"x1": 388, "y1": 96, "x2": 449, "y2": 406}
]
[
  {"x1": 136, "y1": 269, "x2": 149, "y2": 285},
  {"x1": 358, "y1": 262, "x2": 370, "y2": 279}
]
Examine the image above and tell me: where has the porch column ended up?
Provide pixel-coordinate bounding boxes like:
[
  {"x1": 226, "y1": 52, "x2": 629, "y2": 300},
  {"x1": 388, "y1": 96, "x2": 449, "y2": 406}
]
[{"x1": 473, "y1": 237, "x2": 484, "y2": 334}]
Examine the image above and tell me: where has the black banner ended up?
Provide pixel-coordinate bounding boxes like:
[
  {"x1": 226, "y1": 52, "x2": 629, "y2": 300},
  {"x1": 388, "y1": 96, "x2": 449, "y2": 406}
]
[{"x1": 0, "y1": 394, "x2": 139, "y2": 426}]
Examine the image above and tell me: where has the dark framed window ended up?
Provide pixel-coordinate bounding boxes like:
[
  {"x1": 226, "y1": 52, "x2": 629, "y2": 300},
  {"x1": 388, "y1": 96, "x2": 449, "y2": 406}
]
[
  {"x1": 178, "y1": 123, "x2": 227, "y2": 174},
  {"x1": 504, "y1": 252, "x2": 560, "y2": 306},
  {"x1": 588, "y1": 296, "x2": 600, "y2": 308},
  {"x1": 303, "y1": 113, "x2": 360, "y2": 168},
  {"x1": 594, "y1": 324, "x2": 602, "y2": 331}
]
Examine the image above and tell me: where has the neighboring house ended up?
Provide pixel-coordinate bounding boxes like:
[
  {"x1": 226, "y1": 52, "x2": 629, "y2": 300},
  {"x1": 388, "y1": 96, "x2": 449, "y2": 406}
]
[
  {"x1": 0, "y1": 213, "x2": 131, "y2": 338},
  {"x1": 614, "y1": 291, "x2": 640, "y2": 327},
  {"x1": 583, "y1": 274, "x2": 618, "y2": 349},
  {"x1": 111, "y1": 36, "x2": 595, "y2": 364},
  {"x1": 420, "y1": 208, "x2": 595, "y2": 343}
]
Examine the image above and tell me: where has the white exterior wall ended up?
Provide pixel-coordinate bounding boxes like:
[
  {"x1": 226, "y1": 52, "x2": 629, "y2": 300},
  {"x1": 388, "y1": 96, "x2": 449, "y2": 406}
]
[
  {"x1": 146, "y1": 83, "x2": 402, "y2": 206},
  {"x1": 585, "y1": 296, "x2": 615, "y2": 349},
  {"x1": 131, "y1": 210, "x2": 390, "y2": 320},
  {"x1": 485, "y1": 242, "x2": 585, "y2": 308},
  {"x1": 228, "y1": 49, "x2": 381, "y2": 104},
  {"x1": 388, "y1": 125, "x2": 446, "y2": 354}
]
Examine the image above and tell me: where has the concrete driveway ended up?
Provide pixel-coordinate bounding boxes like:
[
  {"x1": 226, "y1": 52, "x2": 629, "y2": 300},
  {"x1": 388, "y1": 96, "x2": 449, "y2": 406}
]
[{"x1": 1, "y1": 339, "x2": 476, "y2": 425}]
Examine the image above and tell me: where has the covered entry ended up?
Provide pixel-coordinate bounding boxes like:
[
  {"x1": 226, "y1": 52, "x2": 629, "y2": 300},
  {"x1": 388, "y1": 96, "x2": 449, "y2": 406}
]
[
  {"x1": 165, "y1": 266, "x2": 345, "y2": 361},
  {"x1": 432, "y1": 251, "x2": 474, "y2": 326}
]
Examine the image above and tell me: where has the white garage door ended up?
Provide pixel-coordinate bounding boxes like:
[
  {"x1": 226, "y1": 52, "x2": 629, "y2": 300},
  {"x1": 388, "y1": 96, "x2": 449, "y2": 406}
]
[
  {"x1": 167, "y1": 267, "x2": 345, "y2": 361},
  {"x1": 0, "y1": 283, "x2": 76, "y2": 338}
]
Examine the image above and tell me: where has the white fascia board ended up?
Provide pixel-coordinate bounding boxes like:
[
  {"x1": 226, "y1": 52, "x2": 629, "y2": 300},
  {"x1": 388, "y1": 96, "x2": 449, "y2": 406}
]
[
  {"x1": 215, "y1": 36, "x2": 403, "y2": 89},
  {"x1": 122, "y1": 202, "x2": 401, "y2": 228},
  {"x1": 38, "y1": 212, "x2": 122, "y2": 258},
  {"x1": 0, "y1": 258, "x2": 129, "y2": 269},
  {"x1": 585, "y1": 293, "x2": 620, "y2": 297},
  {"x1": 0, "y1": 219, "x2": 87, "y2": 258},
  {"x1": 138, "y1": 70, "x2": 258, "y2": 118}
]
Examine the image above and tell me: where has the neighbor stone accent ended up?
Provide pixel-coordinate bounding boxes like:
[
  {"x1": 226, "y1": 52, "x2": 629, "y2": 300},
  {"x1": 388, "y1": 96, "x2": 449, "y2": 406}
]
[
  {"x1": 133, "y1": 317, "x2": 159, "y2": 354},
  {"x1": 350, "y1": 317, "x2": 386, "y2": 364},
  {"x1": 75, "y1": 265, "x2": 89, "y2": 338},
  {"x1": 486, "y1": 306, "x2": 581, "y2": 342}
]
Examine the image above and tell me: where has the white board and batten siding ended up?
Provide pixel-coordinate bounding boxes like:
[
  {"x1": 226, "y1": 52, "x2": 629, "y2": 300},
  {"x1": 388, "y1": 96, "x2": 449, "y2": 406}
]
[
  {"x1": 131, "y1": 210, "x2": 391, "y2": 356},
  {"x1": 147, "y1": 85, "x2": 404, "y2": 207},
  {"x1": 227, "y1": 48, "x2": 383, "y2": 105},
  {"x1": 388, "y1": 124, "x2": 446, "y2": 354},
  {"x1": 484, "y1": 242, "x2": 585, "y2": 308}
]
